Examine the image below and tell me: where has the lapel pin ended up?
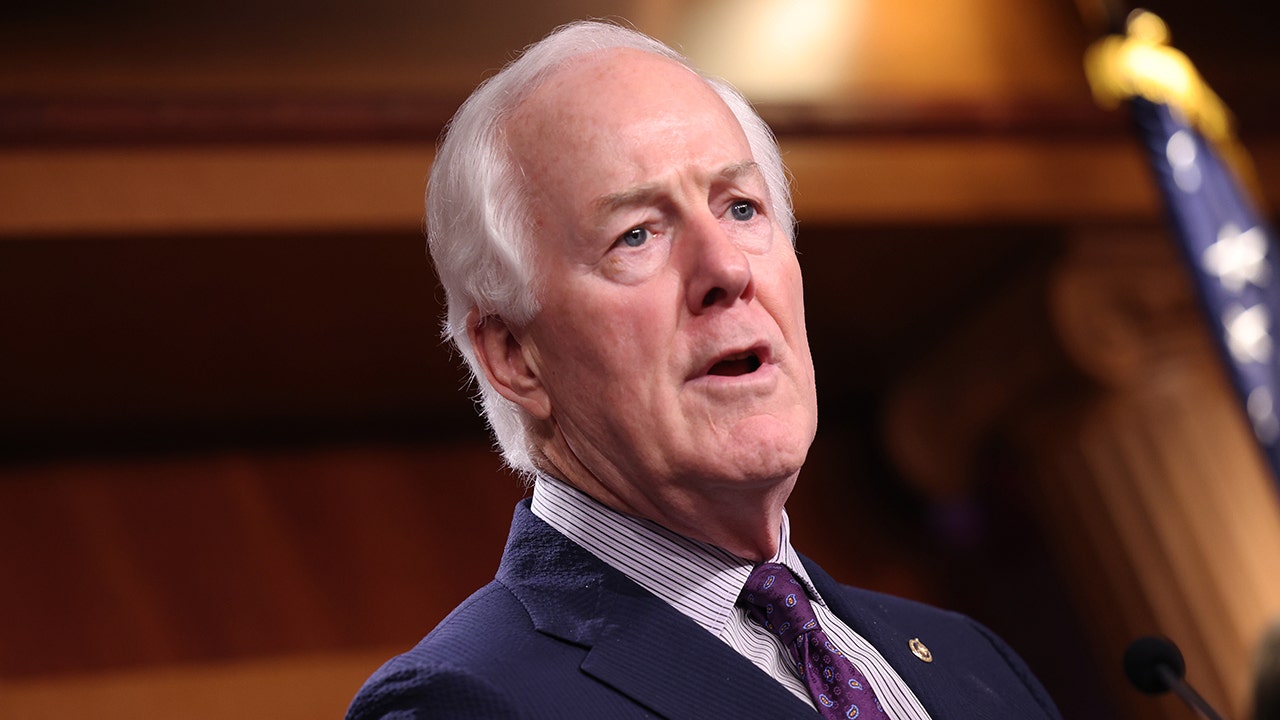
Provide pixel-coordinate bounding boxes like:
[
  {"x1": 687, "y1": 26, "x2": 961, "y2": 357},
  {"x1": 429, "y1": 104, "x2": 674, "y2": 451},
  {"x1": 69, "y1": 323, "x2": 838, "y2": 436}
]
[{"x1": 909, "y1": 637, "x2": 933, "y2": 663}]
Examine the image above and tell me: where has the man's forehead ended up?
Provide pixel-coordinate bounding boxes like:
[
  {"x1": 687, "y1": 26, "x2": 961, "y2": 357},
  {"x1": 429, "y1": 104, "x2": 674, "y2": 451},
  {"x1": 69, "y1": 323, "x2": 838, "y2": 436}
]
[
  {"x1": 509, "y1": 48, "x2": 722, "y2": 134},
  {"x1": 503, "y1": 45, "x2": 757, "y2": 229}
]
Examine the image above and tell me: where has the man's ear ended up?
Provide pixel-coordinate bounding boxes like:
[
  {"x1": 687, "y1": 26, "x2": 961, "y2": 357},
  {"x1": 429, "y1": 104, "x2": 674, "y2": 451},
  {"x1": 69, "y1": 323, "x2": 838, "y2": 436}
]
[{"x1": 468, "y1": 312, "x2": 552, "y2": 420}]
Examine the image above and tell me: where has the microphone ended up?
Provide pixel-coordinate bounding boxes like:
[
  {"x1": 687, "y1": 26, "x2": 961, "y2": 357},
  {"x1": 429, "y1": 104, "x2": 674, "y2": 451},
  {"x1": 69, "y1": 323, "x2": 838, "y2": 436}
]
[{"x1": 1123, "y1": 636, "x2": 1228, "y2": 720}]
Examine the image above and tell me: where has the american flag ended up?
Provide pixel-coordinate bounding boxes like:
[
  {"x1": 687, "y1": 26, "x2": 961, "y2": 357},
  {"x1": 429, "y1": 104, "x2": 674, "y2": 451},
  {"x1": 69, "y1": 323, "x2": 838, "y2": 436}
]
[{"x1": 1129, "y1": 95, "x2": 1280, "y2": 480}]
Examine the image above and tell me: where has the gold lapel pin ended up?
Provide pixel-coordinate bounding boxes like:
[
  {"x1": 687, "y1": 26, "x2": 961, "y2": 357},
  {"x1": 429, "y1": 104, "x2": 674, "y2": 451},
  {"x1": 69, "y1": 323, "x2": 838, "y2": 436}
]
[{"x1": 909, "y1": 638, "x2": 933, "y2": 663}]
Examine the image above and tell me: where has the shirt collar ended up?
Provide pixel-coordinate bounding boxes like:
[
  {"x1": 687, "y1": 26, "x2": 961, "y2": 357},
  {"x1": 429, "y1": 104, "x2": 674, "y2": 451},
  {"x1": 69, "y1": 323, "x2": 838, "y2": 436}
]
[{"x1": 530, "y1": 474, "x2": 827, "y2": 638}]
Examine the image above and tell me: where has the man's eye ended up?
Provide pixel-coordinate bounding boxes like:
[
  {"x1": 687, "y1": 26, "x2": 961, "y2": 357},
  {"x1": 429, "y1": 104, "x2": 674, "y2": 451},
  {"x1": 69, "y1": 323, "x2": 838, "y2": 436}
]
[
  {"x1": 729, "y1": 201, "x2": 757, "y2": 221},
  {"x1": 618, "y1": 227, "x2": 650, "y2": 248}
]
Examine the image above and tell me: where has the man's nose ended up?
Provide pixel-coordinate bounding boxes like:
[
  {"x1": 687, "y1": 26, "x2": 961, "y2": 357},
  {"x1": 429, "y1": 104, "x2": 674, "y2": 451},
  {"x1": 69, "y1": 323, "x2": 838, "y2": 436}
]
[{"x1": 683, "y1": 211, "x2": 754, "y2": 314}]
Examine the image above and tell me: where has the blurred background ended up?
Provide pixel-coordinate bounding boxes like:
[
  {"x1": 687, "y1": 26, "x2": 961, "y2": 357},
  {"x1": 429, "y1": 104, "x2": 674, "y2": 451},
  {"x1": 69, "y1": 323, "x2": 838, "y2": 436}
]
[{"x1": 3, "y1": 1, "x2": 1280, "y2": 718}]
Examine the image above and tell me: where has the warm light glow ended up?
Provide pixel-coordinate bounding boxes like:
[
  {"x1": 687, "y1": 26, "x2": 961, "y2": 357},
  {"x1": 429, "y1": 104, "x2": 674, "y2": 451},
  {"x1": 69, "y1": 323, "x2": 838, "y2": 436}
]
[{"x1": 675, "y1": 0, "x2": 863, "y2": 103}]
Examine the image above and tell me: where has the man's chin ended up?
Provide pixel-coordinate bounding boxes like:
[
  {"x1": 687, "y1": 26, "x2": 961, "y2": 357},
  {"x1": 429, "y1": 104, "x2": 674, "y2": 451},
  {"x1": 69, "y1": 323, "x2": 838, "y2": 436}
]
[
  {"x1": 723, "y1": 414, "x2": 815, "y2": 468},
  {"x1": 686, "y1": 437, "x2": 810, "y2": 490}
]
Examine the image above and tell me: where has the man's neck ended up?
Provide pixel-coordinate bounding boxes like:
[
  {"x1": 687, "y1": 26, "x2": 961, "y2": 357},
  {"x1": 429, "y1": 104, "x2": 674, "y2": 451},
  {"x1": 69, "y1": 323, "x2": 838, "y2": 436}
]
[{"x1": 535, "y1": 441, "x2": 795, "y2": 561}]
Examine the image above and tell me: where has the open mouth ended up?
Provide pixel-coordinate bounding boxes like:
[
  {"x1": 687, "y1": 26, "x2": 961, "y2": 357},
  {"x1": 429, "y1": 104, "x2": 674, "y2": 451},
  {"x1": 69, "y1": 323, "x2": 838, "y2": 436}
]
[{"x1": 707, "y1": 350, "x2": 763, "y2": 377}]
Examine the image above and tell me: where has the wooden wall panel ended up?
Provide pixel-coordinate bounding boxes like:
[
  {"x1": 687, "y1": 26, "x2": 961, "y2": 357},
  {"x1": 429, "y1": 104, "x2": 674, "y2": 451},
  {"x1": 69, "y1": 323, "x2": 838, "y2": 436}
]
[{"x1": 0, "y1": 442, "x2": 523, "y2": 676}]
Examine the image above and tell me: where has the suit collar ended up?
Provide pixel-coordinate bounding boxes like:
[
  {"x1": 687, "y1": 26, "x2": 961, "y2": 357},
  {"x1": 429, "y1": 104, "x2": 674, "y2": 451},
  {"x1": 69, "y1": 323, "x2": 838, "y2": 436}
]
[
  {"x1": 494, "y1": 499, "x2": 611, "y2": 646},
  {"x1": 497, "y1": 500, "x2": 819, "y2": 718}
]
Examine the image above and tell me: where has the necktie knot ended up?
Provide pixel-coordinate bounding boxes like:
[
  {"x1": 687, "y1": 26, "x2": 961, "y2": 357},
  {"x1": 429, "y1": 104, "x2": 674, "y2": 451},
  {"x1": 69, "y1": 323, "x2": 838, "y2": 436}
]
[{"x1": 739, "y1": 562, "x2": 821, "y2": 646}]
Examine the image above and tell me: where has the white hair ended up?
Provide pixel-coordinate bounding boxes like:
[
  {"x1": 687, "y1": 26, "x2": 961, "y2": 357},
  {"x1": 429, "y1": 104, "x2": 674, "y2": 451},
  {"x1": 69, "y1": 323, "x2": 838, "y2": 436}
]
[{"x1": 426, "y1": 19, "x2": 795, "y2": 474}]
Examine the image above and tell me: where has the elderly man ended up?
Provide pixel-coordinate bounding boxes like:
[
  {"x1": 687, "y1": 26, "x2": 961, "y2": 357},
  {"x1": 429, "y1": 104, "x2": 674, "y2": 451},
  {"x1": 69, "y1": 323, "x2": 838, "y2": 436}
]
[{"x1": 348, "y1": 20, "x2": 1061, "y2": 720}]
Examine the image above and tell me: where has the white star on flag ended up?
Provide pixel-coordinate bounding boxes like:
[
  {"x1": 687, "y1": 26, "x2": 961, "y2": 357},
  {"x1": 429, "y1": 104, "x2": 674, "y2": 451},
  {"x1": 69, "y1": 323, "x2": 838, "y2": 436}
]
[
  {"x1": 1223, "y1": 303, "x2": 1273, "y2": 365},
  {"x1": 1248, "y1": 387, "x2": 1280, "y2": 444},
  {"x1": 1201, "y1": 224, "x2": 1271, "y2": 293}
]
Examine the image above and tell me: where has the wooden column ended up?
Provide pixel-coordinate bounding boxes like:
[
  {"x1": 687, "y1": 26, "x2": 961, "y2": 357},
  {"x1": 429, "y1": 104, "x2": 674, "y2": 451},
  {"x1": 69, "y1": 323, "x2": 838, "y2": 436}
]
[{"x1": 887, "y1": 229, "x2": 1280, "y2": 719}]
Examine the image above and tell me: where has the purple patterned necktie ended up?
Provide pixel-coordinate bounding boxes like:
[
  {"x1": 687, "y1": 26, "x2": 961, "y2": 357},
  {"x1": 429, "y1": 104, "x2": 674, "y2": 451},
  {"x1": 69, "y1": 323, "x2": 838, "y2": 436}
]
[{"x1": 739, "y1": 563, "x2": 891, "y2": 720}]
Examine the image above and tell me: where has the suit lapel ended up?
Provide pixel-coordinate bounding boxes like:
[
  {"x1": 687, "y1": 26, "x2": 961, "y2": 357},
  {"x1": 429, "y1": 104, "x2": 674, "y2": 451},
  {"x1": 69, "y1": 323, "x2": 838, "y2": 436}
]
[
  {"x1": 499, "y1": 502, "x2": 817, "y2": 719},
  {"x1": 801, "y1": 558, "x2": 929, "y2": 685},
  {"x1": 581, "y1": 569, "x2": 818, "y2": 719},
  {"x1": 802, "y1": 554, "x2": 966, "y2": 719}
]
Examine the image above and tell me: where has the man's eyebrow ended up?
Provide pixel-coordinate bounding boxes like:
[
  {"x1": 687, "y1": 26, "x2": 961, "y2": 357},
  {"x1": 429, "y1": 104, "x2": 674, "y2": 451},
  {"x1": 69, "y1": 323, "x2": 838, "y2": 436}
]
[
  {"x1": 718, "y1": 160, "x2": 761, "y2": 184},
  {"x1": 591, "y1": 161, "x2": 762, "y2": 216},
  {"x1": 593, "y1": 183, "x2": 665, "y2": 216}
]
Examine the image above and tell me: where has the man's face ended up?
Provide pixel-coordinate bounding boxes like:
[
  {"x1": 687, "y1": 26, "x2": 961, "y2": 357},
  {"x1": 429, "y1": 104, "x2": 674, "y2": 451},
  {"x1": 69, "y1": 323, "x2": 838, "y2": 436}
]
[{"x1": 504, "y1": 49, "x2": 817, "y2": 516}]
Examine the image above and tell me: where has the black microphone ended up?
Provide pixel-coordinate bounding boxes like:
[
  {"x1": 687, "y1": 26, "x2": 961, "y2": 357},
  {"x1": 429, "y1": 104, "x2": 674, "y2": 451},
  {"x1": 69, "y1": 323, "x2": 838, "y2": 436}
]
[{"x1": 1123, "y1": 636, "x2": 1228, "y2": 720}]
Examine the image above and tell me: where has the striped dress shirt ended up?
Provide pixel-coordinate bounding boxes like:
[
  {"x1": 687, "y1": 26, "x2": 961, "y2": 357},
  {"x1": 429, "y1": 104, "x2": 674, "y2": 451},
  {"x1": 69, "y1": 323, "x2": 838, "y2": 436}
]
[{"x1": 531, "y1": 476, "x2": 933, "y2": 720}]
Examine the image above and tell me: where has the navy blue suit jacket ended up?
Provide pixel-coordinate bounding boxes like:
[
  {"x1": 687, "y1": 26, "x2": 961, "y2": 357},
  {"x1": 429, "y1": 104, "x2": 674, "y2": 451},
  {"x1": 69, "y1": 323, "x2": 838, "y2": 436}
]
[{"x1": 347, "y1": 500, "x2": 1062, "y2": 719}]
